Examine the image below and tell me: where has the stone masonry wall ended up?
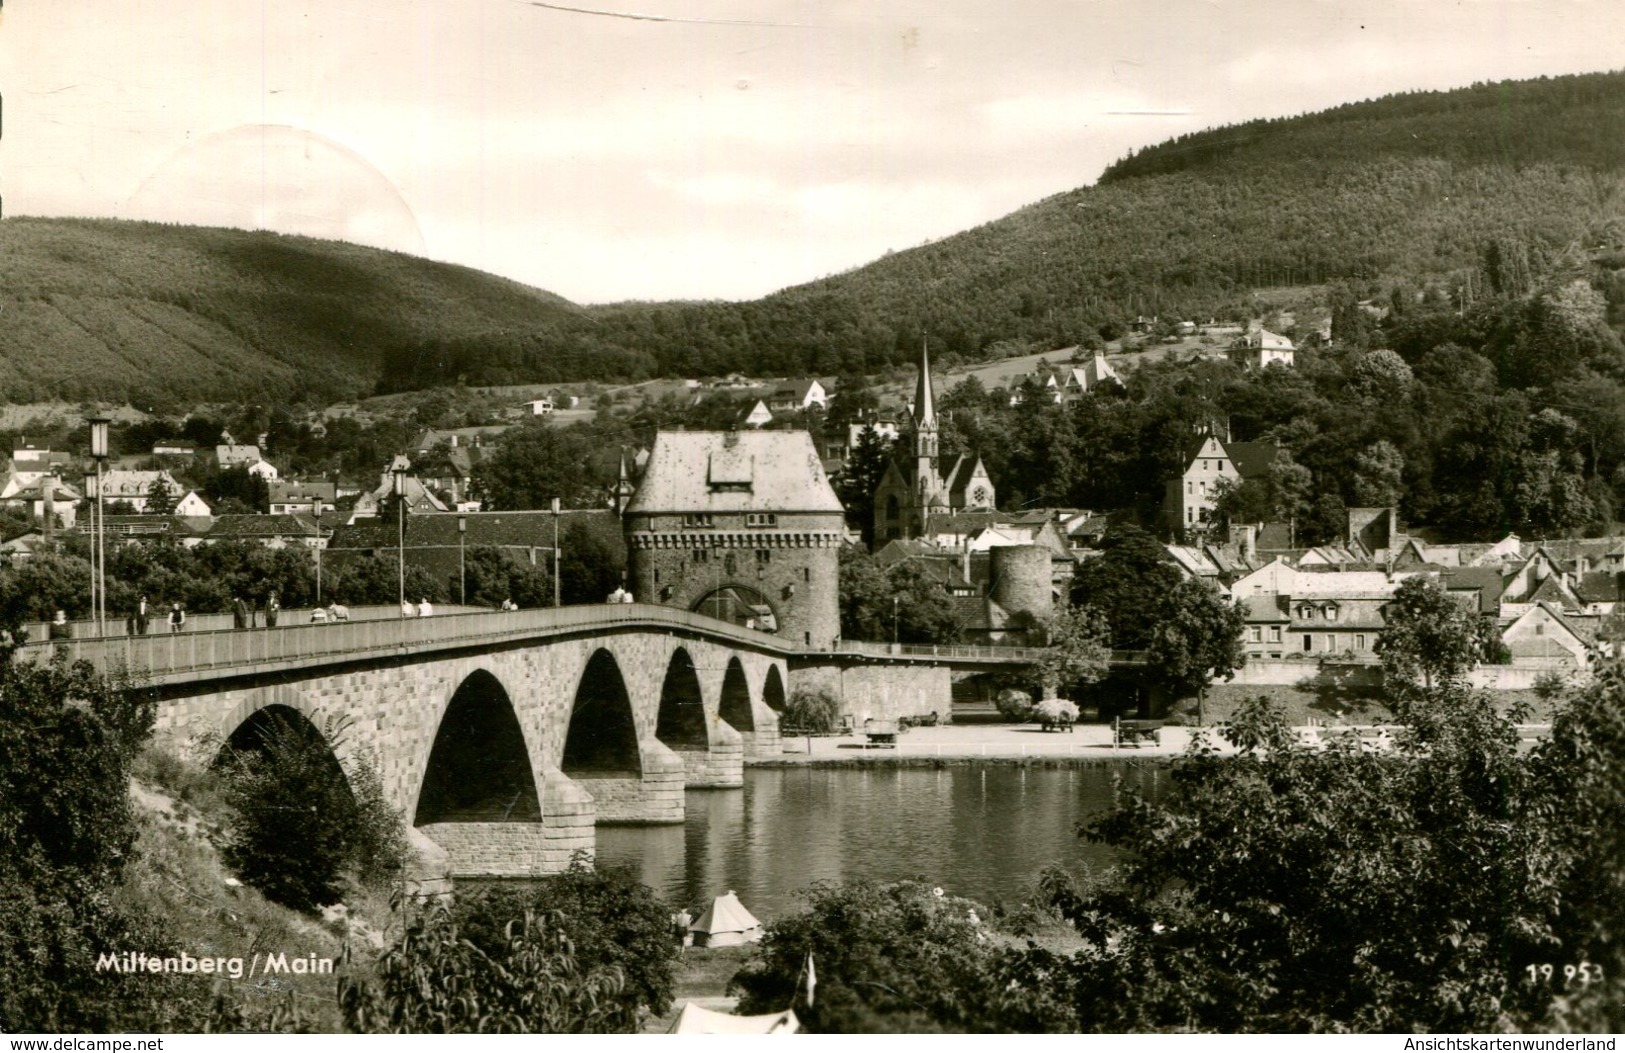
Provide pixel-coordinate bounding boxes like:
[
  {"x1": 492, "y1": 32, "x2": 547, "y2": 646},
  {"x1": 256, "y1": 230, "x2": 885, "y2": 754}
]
[
  {"x1": 789, "y1": 659, "x2": 953, "y2": 725},
  {"x1": 150, "y1": 629, "x2": 789, "y2": 877}
]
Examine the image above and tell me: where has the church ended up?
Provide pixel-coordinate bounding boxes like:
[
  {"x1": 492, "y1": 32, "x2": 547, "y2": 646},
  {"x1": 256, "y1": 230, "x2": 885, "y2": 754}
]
[{"x1": 871, "y1": 344, "x2": 996, "y2": 544}]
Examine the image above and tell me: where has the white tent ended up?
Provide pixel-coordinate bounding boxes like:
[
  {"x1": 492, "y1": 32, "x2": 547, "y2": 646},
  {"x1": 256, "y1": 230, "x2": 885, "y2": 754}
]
[
  {"x1": 689, "y1": 890, "x2": 763, "y2": 947},
  {"x1": 667, "y1": 1003, "x2": 798, "y2": 1034}
]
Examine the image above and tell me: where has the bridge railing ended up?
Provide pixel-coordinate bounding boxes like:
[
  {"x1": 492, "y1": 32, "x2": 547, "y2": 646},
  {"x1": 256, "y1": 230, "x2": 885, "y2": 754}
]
[
  {"x1": 15, "y1": 603, "x2": 795, "y2": 681},
  {"x1": 15, "y1": 600, "x2": 1147, "y2": 682},
  {"x1": 828, "y1": 641, "x2": 1146, "y2": 666}
]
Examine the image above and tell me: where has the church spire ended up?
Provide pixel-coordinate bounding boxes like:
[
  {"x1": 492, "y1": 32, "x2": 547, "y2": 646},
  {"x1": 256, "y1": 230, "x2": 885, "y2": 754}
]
[{"x1": 913, "y1": 336, "x2": 936, "y2": 427}]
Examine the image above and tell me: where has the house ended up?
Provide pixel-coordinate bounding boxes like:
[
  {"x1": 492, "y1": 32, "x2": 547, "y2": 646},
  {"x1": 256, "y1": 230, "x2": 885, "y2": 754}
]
[
  {"x1": 873, "y1": 344, "x2": 996, "y2": 543},
  {"x1": 174, "y1": 490, "x2": 212, "y2": 517},
  {"x1": 741, "y1": 400, "x2": 773, "y2": 429},
  {"x1": 348, "y1": 459, "x2": 450, "y2": 521},
  {"x1": 1500, "y1": 602, "x2": 1595, "y2": 668},
  {"x1": 9, "y1": 446, "x2": 75, "y2": 475},
  {"x1": 88, "y1": 469, "x2": 185, "y2": 513},
  {"x1": 268, "y1": 480, "x2": 338, "y2": 515},
  {"x1": 1165, "y1": 432, "x2": 1280, "y2": 531},
  {"x1": 524, "y1": 396, "x2": 555, "y2": 415},
  {"x1": 1044, "y1": 353, "x2": 1120, "y2": 403},
  {"x1": 411, "y1": 427, "x2": 511, "y2": 453},
  {"x1": 215, "y1": 444, "x2": 264, "y2": 469},
  {"x1": 0, "y1": 532, "x2": 47, "y2": 564},
  {"x1": 152, "y1": 439, "x2": 197, "y2": 458},
  {"x1": 624, "y1": 429, "x2": 845, "y2": 649},
  {"x1": 327, "y1": 507, "x2": 619, "y2": 594},
  {"x1": 0, "y1": 474, "x2": 81, "y2": 528},
  {"x1": 1228, "y1": 329, "x2": 1296, "y2": 370},
  {"x1": 766, "y1": 379, "x2": 828, "y2": 413},
  {"x1": 1232, "y1": 560, "x2": 1400, "y2": 659},
  {"x1": 206, "y1": 513, "x2": 326, "y2": 550}
]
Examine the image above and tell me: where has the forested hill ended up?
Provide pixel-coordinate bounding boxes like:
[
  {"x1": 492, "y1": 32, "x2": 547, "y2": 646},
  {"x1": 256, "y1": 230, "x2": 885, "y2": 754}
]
[
  {"x1": 6, "y1": 69, "x2": 1625, "y2": 405},
  {"x1": 572, "y1": 70, "x2": 1625, "y2": 382},
  {"x1": 0, "y1": 218, "x2": 645, "y2": 408}
]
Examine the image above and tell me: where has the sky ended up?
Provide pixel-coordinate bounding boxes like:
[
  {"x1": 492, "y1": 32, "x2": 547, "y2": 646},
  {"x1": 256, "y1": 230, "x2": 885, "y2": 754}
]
[{"x1": 3, "y1": 1, "x2": 1622, "y2": 304}]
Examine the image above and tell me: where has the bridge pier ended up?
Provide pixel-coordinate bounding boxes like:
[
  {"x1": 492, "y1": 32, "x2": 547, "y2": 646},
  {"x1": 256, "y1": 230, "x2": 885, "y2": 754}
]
[
  {"x1": 415, "y1": 768, "x2": 597, "y2": 879},
  {"x1": 573, "y1": 738, "x2": 685, "y2": 825},
  {"x1": 739, "y1": 710, "x2": 782, "y2": 761},
  {"x1": 674, "y1": 718, "x2": 745, "y2": 788}
]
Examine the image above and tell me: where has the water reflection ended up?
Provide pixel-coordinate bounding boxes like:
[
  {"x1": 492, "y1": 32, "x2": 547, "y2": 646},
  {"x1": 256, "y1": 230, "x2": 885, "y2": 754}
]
[{"x1": 594, "y1": 764, "x2": 1165, "y2": 919}]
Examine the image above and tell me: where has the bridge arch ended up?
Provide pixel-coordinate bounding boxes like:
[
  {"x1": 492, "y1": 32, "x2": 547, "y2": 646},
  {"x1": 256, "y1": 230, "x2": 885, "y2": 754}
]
[
  {"x1": 763, "y1": 664, "x2": 786, "y2": 714},
  {"x1": 718, "y1": 656, "x2": 754, "y2": 732},
  {"x1": 563, "y1": 648, "x2": 643, "y2": 777},
  {"x1": 655, "y1": 648, "x2": 709, "y2": 751},
  {"x1": 415, "y1": 669, "x2": 542, "y2": 824}
]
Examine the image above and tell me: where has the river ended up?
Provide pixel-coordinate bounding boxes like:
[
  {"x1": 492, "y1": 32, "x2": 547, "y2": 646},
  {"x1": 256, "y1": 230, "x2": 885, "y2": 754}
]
[{"x1": 594, "y1": 762, "x2": 1168, "y2": 920}]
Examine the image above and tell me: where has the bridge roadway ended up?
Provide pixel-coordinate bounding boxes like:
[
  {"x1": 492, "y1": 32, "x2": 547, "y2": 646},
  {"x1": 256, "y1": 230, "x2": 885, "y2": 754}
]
[
  {"x1": 20, "y1": 605, "x2": 1138, "y2": 686},
  {"x1": 19, "y1": 605, "x2": 1139, "y2": 885}
]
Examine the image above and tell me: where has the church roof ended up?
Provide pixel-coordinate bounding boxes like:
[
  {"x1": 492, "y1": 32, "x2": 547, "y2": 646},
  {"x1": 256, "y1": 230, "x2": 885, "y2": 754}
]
[{"x1": 626, "y1": 430, "x2": 844, "y2": 514}]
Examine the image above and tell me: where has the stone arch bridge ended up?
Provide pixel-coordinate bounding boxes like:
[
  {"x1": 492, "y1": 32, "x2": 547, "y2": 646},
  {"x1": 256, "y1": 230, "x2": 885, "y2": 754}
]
[{"x1": 28, "y1": 606, "x2": 798, "y2": 882}]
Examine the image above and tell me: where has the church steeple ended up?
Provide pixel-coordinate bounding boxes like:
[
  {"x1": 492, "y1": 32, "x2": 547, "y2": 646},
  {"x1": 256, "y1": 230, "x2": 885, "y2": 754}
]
[{"x1": 912, "y1": 338, "x2": 939, "y2": 463}]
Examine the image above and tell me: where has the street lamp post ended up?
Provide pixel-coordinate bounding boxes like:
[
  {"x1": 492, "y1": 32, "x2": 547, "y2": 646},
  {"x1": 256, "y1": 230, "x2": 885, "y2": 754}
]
[
  {"x1": 392, "y1": 458, "x2": 409, "y2": 614},
  {"x1": 892, "y1": 595, "x2": 900, "y2": 648},
  {"x1": 312, "y1": 499, "x2": 324, "y2": 605},
  {"x1": 551, "y1": 497, "x2": 561, "y2": 608},
  {"x1": 457, "y1": 514, "x2": 467, "y2": 605},
  {"x1": 86, "y1": 414, "x2": 110, "y2": 637}
]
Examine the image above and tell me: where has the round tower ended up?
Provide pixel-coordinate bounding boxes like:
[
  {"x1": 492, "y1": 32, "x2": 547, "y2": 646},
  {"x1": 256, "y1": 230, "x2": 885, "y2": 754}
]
[{"x1": 990, "y1": 544, "x2": 1053, "y2": 625}]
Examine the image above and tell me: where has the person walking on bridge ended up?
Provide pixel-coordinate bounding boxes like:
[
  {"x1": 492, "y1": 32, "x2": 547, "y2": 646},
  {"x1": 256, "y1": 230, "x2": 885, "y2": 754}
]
[{"x1": 168, "y1": 603, "x2": 186, "y2": 633}]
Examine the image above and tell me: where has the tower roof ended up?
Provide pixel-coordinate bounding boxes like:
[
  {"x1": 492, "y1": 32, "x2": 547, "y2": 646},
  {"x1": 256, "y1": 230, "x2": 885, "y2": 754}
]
[{"x1": 913, "y1": 339, "x2": 936, "y2": 426}]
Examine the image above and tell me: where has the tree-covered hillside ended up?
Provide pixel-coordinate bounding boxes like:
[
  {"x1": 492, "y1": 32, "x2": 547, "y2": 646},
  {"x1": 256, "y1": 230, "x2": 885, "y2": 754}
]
[
  {"x1": 578, "y1": 71, "x2": 1625, "y2": 380},
  {"x1": 0, "y1": 218, "x2": 633, "y2": 408}
]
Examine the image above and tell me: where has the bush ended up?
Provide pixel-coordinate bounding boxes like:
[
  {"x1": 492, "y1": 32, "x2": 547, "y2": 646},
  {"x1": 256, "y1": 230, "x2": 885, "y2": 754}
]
[
  {"x1": 216, "y1": 713, "x2": 405, "y2": 911},
  {"x1": 452, "y1": 854, "x2": 678, "y2": 1015},
  {"x1": 730, "y1": 879, "x2": 1075, "y2": 1033},
  {"x1": 782, "y1": 687, "x2": 841, "y2": 733},
  {"x1": 994, "y1": 688, "x2": 1035, "y2": 722},
  {"x1": 0, "y1": 638, "x2": 219, "y2": 1032},
  {"x1": 338, "y1": 901, "x2": 639, "y2": 1033}
]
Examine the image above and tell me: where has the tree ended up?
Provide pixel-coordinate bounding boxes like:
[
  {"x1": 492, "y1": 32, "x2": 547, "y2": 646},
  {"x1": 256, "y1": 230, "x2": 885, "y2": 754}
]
[
  {"x1": 0, "y1": 632, "x2": 220, "y2": 1032},
  {"x1": 1351, "y1": 440, "x2": 1405, "y2": 507},
  {"x1": 1043, "y1": 688, "x2": 1587, "y2": 1032},
  {"x1": 1374, "y1": 575, "x2": 1481, "y2": 693},
  {"x1": 1348, "y1": 349, "x2": 1414, "y2": 402},
  {"x1": 145, "y1": 474, "x2": 178, "y2": 516},
  {"x1": 731, "y1": 880, "x2": 1071, "y2": 1033},
  {"x1": 460, "y1": 546, "x2": 551, "y2": 609},
  {"x1": 475, "y1": 424, "x2": 604, "y2": 510},
  {"x1": 838, "y1": 546, "x2": 892, "y2": 641},
  {"x1": 338, "y1": 903, "x2": 639, "y2": 1033},
  {"x1": 1143, "y1": 578, "x2": 1246, "y2": 722},
  {"x1": 1029, "y1": 603, "x2": 1111, "y2": 698},
  {"x1": 216, "y1": 712, "x2": 405, "y2": 911},
  {"x1": 452, "y1": 855, "x2": 678, "y2": 1016},
  {"x1": 834, "y1": 425, "x2": 894, "y2": 544},
  {"x1": 1069, "y1": 526, "x2": 1185, "y2": 650}
]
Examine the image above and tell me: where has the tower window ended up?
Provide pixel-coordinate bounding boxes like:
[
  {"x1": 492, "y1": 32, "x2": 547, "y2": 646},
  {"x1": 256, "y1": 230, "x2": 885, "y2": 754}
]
[
  {"x1": 746, "y1": 513, "x2": 777, "y2": 527},
  {"x1": 683, "y1": 513, "x2": 715, "y2": 528}
]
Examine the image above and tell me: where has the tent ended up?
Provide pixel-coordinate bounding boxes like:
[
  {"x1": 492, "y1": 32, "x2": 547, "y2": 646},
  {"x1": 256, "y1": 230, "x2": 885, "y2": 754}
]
[
  {"x1": 689, "y1": 891, "x2": 763, "y2": 947},
  {"x1": 667, "y1": 1003, "x2": 798, "y2": 1034}
]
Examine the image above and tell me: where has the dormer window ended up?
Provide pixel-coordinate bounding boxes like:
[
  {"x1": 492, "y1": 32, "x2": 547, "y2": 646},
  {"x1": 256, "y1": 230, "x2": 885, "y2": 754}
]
[{"x1": 1323, "y1": 603, "x2": 1339, "y2": 621}]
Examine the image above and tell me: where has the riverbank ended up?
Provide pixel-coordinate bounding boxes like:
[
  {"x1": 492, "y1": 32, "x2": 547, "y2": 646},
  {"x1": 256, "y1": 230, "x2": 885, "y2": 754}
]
[{"x1": 759, "y1": 721, "x2": 1229, "y2": 764}]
